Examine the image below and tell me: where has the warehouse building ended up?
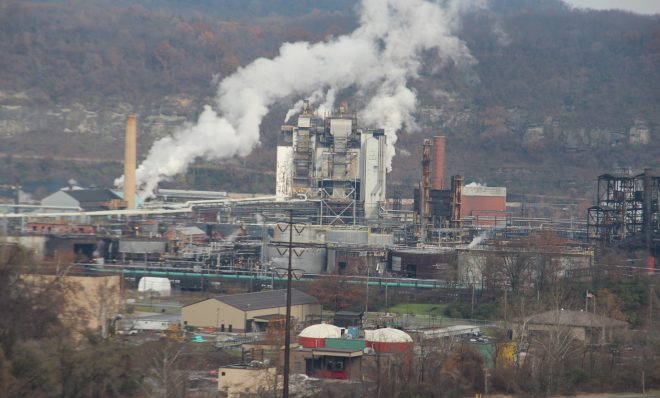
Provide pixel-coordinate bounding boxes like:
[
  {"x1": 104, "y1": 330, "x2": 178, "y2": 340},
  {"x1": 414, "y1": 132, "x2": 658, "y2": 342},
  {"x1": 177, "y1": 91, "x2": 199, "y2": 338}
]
[
  {"x1": 182, "y1": 289, "x2": 321, "y2": 332},
  {"x1": 41, "y1": 188, "x2": 125, "y2": 211}
]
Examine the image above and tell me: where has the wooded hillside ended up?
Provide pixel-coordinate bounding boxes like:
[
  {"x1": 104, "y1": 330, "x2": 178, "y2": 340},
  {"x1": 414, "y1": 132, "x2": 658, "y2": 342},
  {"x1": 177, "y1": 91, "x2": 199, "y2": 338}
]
[{"x1": 0, "y1": 0, "x2": 658, "y2": 200}]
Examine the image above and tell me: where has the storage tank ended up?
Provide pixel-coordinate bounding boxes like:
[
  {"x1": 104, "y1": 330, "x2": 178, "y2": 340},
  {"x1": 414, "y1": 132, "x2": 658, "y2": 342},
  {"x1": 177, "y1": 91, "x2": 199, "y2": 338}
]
[
  {"x1": 365, "y1": 328, "x2": 413, "y2": 353},
  {"x1": 137, "y1": 277, "x2": 172, "y2": 297},
  {"x1": 268, "y1": 225, "x2": 326, "y2": 273},
  {"x1": 271, "y1": 224, "x2": 323, "y2": 243},
  {"x1": 298, "y1": 323, "x2": 342, "y2": 348},
  {"x1": 325, "y1": 229, "x2": 368, "y2": 245},
  {"x1": 267, "y1": 245, "x2": 326, "y2": 274}
]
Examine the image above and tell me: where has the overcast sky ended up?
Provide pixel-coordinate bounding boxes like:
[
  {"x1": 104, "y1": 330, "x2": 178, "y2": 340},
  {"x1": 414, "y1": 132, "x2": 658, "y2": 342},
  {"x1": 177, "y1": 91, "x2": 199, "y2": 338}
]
[{"x1": 563, "y1": 0, "x2": 660, "y2": 15}]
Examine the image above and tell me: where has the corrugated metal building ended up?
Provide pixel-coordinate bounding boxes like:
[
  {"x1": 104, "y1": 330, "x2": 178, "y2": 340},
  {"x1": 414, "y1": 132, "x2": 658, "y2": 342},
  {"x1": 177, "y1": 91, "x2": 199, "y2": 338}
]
[{"x1": 182, "y1": 288, "x2": 321, "y2": 332}]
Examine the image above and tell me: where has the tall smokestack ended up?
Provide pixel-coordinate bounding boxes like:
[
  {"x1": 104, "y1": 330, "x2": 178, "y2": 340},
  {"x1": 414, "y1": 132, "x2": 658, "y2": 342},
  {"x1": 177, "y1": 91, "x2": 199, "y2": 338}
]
[
  {"x1": 124, "y1": 115, "x2": 137, "y2": 209},
  {"x1": 431, "y1": 136, "x2": 446, "y2": 190},
  {"x1": 420, "y1": 139, "x2": 432, "y2": 243}
]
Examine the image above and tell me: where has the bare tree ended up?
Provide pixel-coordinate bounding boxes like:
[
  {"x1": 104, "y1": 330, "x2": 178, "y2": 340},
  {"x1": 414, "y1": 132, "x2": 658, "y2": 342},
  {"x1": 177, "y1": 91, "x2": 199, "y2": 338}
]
[{"x1": 144, "y1": 341, "x2": 187, "y2": 398}]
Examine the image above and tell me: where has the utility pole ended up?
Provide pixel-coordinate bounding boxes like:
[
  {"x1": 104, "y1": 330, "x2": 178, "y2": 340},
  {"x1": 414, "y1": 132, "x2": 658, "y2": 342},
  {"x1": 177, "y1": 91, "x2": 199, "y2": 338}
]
[
  {"x1": 650, "y1": 285, "x2": 654, "y2": 324},
  {"x1": 269, "y1": 211, "x2": 319, "y2": 398},
  {"x1": 471, "y1": 283, "x2": 475, "y2": 320},
  {"x1": 484, "y1": 367, "x2": 489, "y2": 395},
  {"x1": 504, "y1": 288, "x2": 508, "y2": 324},
  {"x1": 385, "y1": 283, "x2": 388, "y2": 310},
  {"x1": 365, "y1": 263, "x2": 370, "y2": 314},
  {"x1": 283, "y1": 210, "x2": 293, "y2": 398}
]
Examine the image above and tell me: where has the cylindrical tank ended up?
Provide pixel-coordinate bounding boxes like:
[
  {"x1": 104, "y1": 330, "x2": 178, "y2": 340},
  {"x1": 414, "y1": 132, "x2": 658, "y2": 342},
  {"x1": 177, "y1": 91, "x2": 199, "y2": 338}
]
[
  {"x1": 365, "y1": 328, "x2": 413, "y2": 353},
  {"x1": 298, "y1": 323, "x2": 342, "y2": 348},
  {"x1": 271, "y1": 225, "x2": 322, "y2": 243},
  {"x1": 267, "y1": 246, "x2": 326, "y2": 274},
  {"x1": 325, "y1": 229, "x2": 368, "y2": 245},
  {"x1": 269, "y1": 225, "x2": 326, "y2": 273}
]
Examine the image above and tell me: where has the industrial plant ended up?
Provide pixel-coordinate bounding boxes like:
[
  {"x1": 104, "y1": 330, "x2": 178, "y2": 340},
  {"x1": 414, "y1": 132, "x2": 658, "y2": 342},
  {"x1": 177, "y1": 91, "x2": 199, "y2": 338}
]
[
  {"x1": 1, "y1": 100, "x2": 657, "y2": 396},
  {"x1": 1, "y1": 100, "x2": 657, "y2": 286}
]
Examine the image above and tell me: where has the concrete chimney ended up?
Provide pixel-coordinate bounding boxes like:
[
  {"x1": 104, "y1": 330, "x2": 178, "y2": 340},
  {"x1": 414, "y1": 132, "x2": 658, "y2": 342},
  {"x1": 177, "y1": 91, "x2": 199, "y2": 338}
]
[
  {"x1": 124, "y1": 115, "x2": 137, "y2": 209},
  {"x1": 431, "y1": 135, "x2": 446, "y2": 190}
]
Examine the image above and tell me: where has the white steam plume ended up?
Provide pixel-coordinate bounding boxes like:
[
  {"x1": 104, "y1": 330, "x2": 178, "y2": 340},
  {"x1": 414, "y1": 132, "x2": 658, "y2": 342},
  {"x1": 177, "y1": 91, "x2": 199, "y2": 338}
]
[{"x1": 119, "y1": 0, "x2": 483, "y2": 197}]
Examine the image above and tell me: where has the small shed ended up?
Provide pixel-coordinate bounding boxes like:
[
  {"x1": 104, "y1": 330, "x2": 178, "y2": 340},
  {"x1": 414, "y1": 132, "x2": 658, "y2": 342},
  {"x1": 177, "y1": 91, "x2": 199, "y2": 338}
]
[{"x1": 333, "y1": 311, "x2": 364, "y2": 328}]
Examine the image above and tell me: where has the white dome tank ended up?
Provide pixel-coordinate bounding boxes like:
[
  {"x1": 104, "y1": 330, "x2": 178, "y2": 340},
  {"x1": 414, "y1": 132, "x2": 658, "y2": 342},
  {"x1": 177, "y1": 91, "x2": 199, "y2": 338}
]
[
  {"x1": 365, "y1": 328, "x2": 413, "y2": 353},
  {"x1": 365, "y1": 327, "x2": 412, "y2": 343},
  {"x1": 298, "y1": 323, "x2": 342, "y2": 348}
]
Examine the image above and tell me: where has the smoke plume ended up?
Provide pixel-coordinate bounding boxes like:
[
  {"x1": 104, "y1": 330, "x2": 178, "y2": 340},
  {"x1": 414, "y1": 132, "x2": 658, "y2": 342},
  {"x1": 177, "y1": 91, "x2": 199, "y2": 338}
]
[{"x1": 120, "y1": 0, "x2": 482, "y2": 197}]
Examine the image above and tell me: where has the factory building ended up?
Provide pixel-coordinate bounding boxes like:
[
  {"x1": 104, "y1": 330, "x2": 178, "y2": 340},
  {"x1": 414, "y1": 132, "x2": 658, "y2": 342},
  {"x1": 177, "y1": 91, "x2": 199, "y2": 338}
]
[
  {"x1": 41, "y1": 188, "x2": 125, "y2": 212},
  {"x1": 461, "y1": 185, "x2": 508, "y2": 226},
  {"x1": 25, "y1": 273, "x2": 123, "y2": 338},
  {"x1": 457, "y1": 244, "x2": 594, "y2": 287},
  {"x1": 181, "y1": 288, "x2": 321, "y2": 332},
  {"x1": 389, "y1": 247, "x2": 456, "y2": 279},
  {"x1": 514, "y1": 310, "x2": 628, "y2": 345},
  {"x1": 414, "y1": 136, "x2": 508, "y2": 235},
  {"x1": 276, "y1": 100, "x2": 387, "y2": 219}
]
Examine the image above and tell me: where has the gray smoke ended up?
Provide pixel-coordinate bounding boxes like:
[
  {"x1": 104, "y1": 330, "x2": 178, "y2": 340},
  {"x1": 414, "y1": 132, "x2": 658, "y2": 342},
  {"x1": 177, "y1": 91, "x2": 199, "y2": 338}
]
[{"x1": 119, "y1": 0, "x2": 483, "y2": 197}]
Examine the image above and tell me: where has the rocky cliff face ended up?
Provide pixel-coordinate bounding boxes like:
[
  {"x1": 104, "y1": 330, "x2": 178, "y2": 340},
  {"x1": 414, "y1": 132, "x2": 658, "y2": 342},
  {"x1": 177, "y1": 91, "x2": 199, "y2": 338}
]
[
  {"x1": 2, "y1": 88, "x2": 655, "y2": 156},
  {"x1": 0, "y1": 90, "x2": 202, "y2": 142},
  {"x1": 418, "y1": 102, "x2": 654, "y2": 150}
]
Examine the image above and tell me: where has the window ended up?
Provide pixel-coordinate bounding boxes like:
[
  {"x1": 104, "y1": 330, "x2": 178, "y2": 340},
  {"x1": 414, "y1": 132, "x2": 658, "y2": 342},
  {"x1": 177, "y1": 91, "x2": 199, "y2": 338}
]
[{"x1": 406, "y1": 264, "x2": 417, "y2": 278}]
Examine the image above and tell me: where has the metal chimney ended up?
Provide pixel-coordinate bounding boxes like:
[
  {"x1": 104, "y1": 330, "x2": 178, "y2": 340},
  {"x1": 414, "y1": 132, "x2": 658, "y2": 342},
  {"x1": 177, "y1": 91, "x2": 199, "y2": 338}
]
[
  {"x1": 420, "y1": 139, "x2": 432, "y2": 243},
  {"x1": 124, "y1": 115, "x2": 137, "y2": 209},
  {"x1": 431, "y1": 136, "x2": 446, "y2": 190}
]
